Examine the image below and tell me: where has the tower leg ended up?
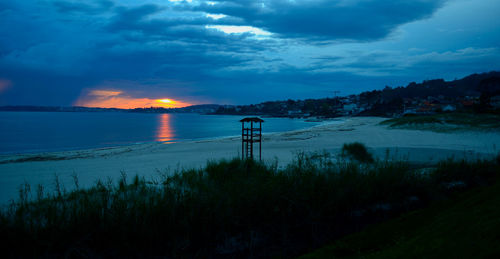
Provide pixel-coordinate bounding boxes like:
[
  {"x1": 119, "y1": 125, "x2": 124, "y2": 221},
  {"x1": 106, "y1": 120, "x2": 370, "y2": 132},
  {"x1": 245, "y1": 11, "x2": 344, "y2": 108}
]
[
  {"x1": 241, "y1": 122, "x2": 244, "y2": 159},
  {"x1": 250, "y1": 121, "x2": 254, "y2": 159},
  {"x1": 259, "y1": 121, "x2": 262, "y2": 161}
]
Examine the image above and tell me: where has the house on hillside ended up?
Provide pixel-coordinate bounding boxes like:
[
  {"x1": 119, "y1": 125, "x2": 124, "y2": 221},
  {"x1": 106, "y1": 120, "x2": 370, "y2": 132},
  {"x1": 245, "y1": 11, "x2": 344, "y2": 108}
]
[
  {"x1": 460, "y1": 100, "x2": 475, "y2": 109},
  {"x1": 288, "y1": 109, "x2": 309, "y2": 117},
  {"x1": 417, "y1": 106, "x2": 434, "y2": 114},
  {"x1": 442, "y1": 104, "x2": 456, "y2": 112},
  {"x1": 491, "y1": 96, "x2": 500, "y2": 109},
  {"x1": 403, "y1": 108, "x2": 417, "y2": 115},
  {"x1": 343, "y1": 103, "x2": 358, "y2": 115}
]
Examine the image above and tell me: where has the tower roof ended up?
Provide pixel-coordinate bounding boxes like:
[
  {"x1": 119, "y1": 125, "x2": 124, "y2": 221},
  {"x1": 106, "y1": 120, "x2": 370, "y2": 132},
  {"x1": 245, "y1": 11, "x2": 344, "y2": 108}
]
[{"x1": 240, "y1": 117, "x2": 264, "y2": 122}]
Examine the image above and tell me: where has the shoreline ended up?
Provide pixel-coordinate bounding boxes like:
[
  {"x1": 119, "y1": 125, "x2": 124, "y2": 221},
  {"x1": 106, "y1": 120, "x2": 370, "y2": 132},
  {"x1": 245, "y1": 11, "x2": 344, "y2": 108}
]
[
  {"x1": 1, "y1": 116, "x2": 499, "y2": 203},
  {"x1": 0, "y1": 116, "x2": 342, "y2": 159},
  {"x1": 0, "y1": 114, "x2": 331, "y2": 156}
]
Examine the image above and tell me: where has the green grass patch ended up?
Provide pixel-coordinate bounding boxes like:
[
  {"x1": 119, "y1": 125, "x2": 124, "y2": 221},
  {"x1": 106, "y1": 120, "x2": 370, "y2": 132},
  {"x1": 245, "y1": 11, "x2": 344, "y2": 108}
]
[{"x1": 381, "y1": 112, "x2": 500, "y2": 132}]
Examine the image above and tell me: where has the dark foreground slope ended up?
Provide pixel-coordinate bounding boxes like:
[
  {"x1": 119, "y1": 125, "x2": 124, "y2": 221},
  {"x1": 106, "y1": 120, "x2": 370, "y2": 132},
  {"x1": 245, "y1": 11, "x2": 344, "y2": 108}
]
[{"x1": 301, "y1": 172, "x2": 500, "y2": 258}]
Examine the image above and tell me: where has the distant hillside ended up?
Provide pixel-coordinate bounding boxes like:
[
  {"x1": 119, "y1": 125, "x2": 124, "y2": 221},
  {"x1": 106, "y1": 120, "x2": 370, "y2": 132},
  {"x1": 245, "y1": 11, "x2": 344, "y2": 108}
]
[
  {"x1": 365, "y1": 71, "x2": 500, "y2": 102},
  {"x1": 213, "y1": 71, "x2": 500, "y2": 117},
  {"x1": 0, "y1": 106, "x2": 125, "y2": 112},
  {"x1": 358, "y1": 71, "x2": 500, "y2": 116},
  {"x1": 128, "y1": 104, "x2": 222, "y2": 113},
  {"x1": 0, "y1": 104, "x2": 223, "y2": 114}
]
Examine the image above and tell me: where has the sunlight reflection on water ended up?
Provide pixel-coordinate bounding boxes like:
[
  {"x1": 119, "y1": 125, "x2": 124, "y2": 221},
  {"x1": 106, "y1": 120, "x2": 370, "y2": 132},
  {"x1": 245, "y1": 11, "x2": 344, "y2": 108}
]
[{"x1": 156, "y1": 114, "x2": 174, "y2": 142}]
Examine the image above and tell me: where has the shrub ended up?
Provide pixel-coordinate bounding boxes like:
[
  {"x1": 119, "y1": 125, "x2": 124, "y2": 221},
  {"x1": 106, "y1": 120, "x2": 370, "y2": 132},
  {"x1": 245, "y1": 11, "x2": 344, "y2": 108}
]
[{"x1": 341, "y1": 142, "x2": 374, "y2": 163}]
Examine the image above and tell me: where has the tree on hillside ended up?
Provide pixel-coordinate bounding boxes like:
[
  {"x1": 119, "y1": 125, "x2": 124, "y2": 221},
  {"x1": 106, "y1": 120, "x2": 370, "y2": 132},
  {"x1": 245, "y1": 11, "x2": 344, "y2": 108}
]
[{"x1": 477, "y1": 77, "x2": 500, "y2": 111}]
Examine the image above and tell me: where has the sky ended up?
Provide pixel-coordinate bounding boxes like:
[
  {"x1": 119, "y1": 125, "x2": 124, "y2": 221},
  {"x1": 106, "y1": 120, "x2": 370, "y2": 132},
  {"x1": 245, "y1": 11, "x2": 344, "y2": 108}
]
[{"x1": 0, "y1": 0, "x2": 499, "y2": 108}]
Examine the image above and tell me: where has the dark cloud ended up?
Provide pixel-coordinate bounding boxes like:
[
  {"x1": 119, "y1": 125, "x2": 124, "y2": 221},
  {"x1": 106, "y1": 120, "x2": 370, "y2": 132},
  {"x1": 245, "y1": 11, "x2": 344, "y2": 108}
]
[
  {"x1": 0, "y1": 0, "x2": 498, "y2": 107},
  {"x1": 87, "y1": 43, "x2": 253, "y2": 81},
  {"x1": 0, "y1": 4, "x2": 10, "y2": 12},
  {"x1": 105, "y1": 3, "x2": 268, "y2": 48},
  {"x1": 190, "y1": 0, "x2": 448, "y2": 41},
  {"x1": 52, "y1": 0, "x2": 114, "y2": 15},
  {"x1": 186, "y1": 67, "x2": 408, "y2": 104},
  {"x1": 0, "y1": 66, "x2": 95, "y2": 106},
  {"x1": 310, "y1": 55, "x2": 345, "y2": 69},
  {"x1": 107, "y1": 4, "x2": 166, "y2": 32}
]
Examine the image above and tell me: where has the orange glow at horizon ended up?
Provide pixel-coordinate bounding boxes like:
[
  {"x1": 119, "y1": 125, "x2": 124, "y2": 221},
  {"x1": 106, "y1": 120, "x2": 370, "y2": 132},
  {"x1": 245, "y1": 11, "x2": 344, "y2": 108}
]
[
  {"x1": 156, "y1": 114, "x2": 174, "y2": 142},
  {"x1": 74, "y1": 89, "x2": 193, "y2": 109},
  {"x1": 0, "y1": 79, "x2": 12, "y2": 94}
]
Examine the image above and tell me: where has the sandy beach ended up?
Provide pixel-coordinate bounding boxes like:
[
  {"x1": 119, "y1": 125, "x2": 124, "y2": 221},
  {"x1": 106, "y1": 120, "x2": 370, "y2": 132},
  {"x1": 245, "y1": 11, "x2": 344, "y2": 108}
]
[{"x1": 1, "y1": 116, "x2": 499, "y2": 203}]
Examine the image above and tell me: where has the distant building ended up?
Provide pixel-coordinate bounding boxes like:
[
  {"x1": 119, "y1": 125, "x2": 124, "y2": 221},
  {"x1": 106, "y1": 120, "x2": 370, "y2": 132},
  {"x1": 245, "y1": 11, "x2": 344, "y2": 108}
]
[
  {"x1": 403, "y1": 108, "x2": 417, "y2": 115},
  {"x1": 417, "y1": 105, "x2": 434, "y2": 114},
  {"x1": 288, "y1": 110, "x2": 303, "y2": 116},
  {"x1": 491, "y1": 96, "x2": 500, "y2": 108},
  {"x1": 343, "y1": 103, "x2": 357, "y2": 112},
  {"x1": 461, "y1": 100, "x2": 475, "y2": 108},
  {"x1": 442, "y1": 104, "x2": 456, "y2": 112},
  {"x1": 342, "y1": 103, "x2": 358, "y2": 115}
]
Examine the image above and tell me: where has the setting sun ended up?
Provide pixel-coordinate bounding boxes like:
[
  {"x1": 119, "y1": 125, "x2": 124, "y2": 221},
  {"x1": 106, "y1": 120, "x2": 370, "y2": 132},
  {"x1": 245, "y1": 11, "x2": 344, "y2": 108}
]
[{"x1": 157, "y1": 99, "x2": 173, "y2": 104}]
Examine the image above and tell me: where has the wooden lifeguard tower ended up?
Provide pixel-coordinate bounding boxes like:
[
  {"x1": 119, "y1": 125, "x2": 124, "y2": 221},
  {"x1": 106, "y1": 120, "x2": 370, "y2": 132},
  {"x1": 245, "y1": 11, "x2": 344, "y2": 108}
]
[{"x1": 240, "y1": 117, "x2": 264, "y2": 160}]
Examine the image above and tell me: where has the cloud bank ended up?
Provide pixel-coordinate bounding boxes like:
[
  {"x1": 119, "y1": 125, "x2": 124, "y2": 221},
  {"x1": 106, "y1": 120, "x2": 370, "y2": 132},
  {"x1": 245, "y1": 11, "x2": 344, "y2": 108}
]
[{"x1": 0, "y1": 0, "x2": 499, "y2": 107}]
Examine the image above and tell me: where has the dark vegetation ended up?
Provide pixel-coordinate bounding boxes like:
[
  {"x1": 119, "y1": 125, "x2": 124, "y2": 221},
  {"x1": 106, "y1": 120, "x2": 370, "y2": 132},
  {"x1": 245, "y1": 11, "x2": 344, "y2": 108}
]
[
  {"x1": 358, "y1": 72, "x2": 500, "y2": 116},
  {"x1": 341, "y1": 142, "x2": 374, "y2": 163},
  {"x1": 214, "y1": 98, "x2": 344, "y2": 117},
  {"x1": 381, "y1": 112, "x2": 500, "y2": 132},
  {"x1": 1, "y1": 149, "x2": 499, "y2": 258},
  {"x1": 301, "y1": 171, "x2": 500, "y2": 258}
]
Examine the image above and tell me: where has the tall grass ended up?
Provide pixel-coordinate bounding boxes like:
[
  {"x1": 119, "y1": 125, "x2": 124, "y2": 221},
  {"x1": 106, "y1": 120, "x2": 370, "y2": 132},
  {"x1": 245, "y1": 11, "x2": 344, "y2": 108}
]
[{"x1": 1, "y1": 151, "x2": 499, "y2": 258}]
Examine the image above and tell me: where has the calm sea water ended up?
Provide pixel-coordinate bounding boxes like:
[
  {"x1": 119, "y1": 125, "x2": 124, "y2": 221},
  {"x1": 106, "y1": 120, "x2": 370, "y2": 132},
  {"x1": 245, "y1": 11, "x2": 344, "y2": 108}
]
[{"x1": 0, "y1": 112, "x2": 323, "y2": 154}]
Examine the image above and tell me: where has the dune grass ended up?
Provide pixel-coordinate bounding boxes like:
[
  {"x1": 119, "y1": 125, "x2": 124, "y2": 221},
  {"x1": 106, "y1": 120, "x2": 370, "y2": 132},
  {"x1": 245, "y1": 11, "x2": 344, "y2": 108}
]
[
  {"x1": 1, "y1": 151, "x2": 499, "y2": 258},
  {"x1": 381, "y1": 112, "x2": 500, "y2": 132}
]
